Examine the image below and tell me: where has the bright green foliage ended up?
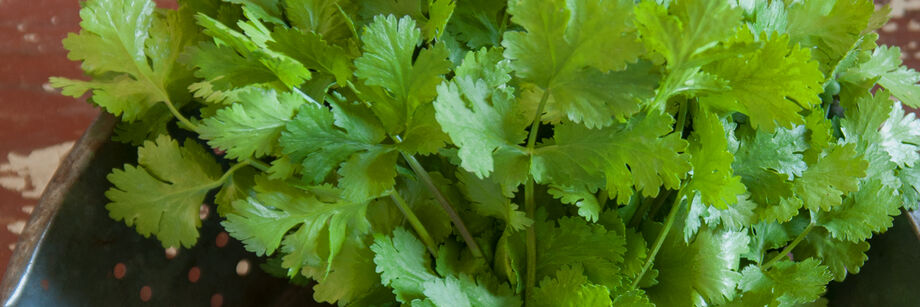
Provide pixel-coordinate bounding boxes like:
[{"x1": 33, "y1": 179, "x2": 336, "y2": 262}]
[
  {"x1": 51, "y1": 0, "x2": 196, "y2": 122},
  {"x1": 736, "y1": 259, "x2": 834, "y2": 306},
  {"x1": 530, "y1": 266, "x2": 612, "y2": 307},
  {"x1": 685, "y1": 108, "x2": 746, "y2": 209},
  {"x1": 280, "y1": 100, "x2": 397, "y2": 201},
  {"x1": 794, "y1": 143, "x2": 867, "y2": 212},
  {"x1": 533, "y1": 217, "x2": 627, "y2": 289},
  {"x1": 701, "y1": 32, "x2": 824, "y2": 131},
  {"x1": 503, "y1": 0, "x2": 649, "y2": 128},
  {"x1": 199, "y1": 87, "x2": 306, "y2": 159},
  {"x1": 222, "y1": 176, "x2": 371, "y2": 276},
  {"x1": 106, "y1": 135, "x2": 222, "y2": 248},
  {"x1": 647, "y1": 227, "x2": 749, "y2": 306},
  {"x1": 532, "y1": 111, "x2": 690, "y2": 203},
  {"x1": 56, "y1": 0, "x2": 917, "y2": 306},
  {"x1": 433, "y1": 48, "x2": 528, "y2": 179},
  {"x1": 371, "y1": 228, "x2": 520, "y2": 306}
]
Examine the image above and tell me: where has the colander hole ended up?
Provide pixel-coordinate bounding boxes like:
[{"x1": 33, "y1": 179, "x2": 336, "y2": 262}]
[
  {"x1": 210, "y1": 293, "x2": 224, "y2": 307},
  {"x1": 215, "y1": 232, "x2": 229, "y2": 248},
  {"x1": 188, "y1": 266, "x2": 201, "y2": 283},
  {"x1": 236, "y1": 259, "x2": 250, "y2": 276},
  {"x1": 199, "y1": 204, "x2": 210, "y2": 220},
  {"x1": 139, "y1": 286, "x2": 152, "y2": 302},
  {"x1": 113, "y1": 263, "x2": 126, "y2": 279},
  {"x1": 165, "y1": 246, "x2": 178, "y2": 259}
]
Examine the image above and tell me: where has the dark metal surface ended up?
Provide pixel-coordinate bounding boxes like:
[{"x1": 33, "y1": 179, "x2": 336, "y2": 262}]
[{"x1": 0, "y1": 115, "x2": 318, "y2": 306}]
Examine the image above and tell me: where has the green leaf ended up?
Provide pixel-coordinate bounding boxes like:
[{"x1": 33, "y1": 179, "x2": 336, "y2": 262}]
[
  {"x1": 733, "y1": 125, "x2": 808, "y2": 223},
  {"x1": 840, "y1": 45, "x2": 920, "y2": 109},
  {"x1": 53, "y1": 3, "x2": 196, "y2": 122},
  {"x1": 456, "y1": 170, "x2": 532, "y2": 231},
  {"x1": 268, "y1": 27, "x2": 354, "y2": 86},
  {"x1": 701, "y1": 32, "x2": 824, "y2": 131},
  {"x1": 547, "y1": 185, "x2": 602, "y2": 222},
  {"x1": 532, "y1": 111, "x2": 690, "y2": 203},
  {"x1": 284, "y1": 0, "x2": 357, "y2": 44},
  {"x1": 815, "y1": 179, "x2": 901, "y2": 242},
  {"x1": 881, "y1": 102, "x2": 920, "y2": 167},
  {"x1": 647, "y1": 227, "x2": 749, "y2": 306},
  {"x1": 222, "y1": 176, "x2": 371, "y2": 275},
  {"x1": 530, "y1": 266, "x2": 613, "y2": 307},
  {"x1": 433, "y1": 48, "x2": 529, "y2": 178},
  {"x1": 199, "y1": 88, "x2": 306, "y2": 159},
  {"x1": 794, "y1": 143, "x2": 867, "y2": 212},
  {"x1": 742, "y1": 221, "x2": 795, "y2": 264},
  {"x1": 354, "y1": 15, "x2": 451, "y2": 134},
  {"x1": 447, "y1": 0, "x2": 505, "y2": 49},
  {"x1": 634, "y1": 0, "x2": 742, "y2": 69},
  {"x1": 214, "y1": 165, "x2": 257, "y2": 215},
  {"x1": 310, "y1": 240, "x2": 389, "y2": 305},
  {"x1": 793, "y1": 227, "x2": 869, "y2": 282},
  {"x1": 786, "y1": 0, "x2": 874, "y2": 75},
  {"x1": 371, "y1": 228, "x2": 520, "y2": 306},
  {"x1": 105, "y1": 135, "x2": 222, "y2": 248},
  {"x1": 280, "y1": 100, "x2": 397, "y2": 201},
  {"x1": 736, "y1": 259, "x2": 834, "y2": 306},
  {"x1": 534, "y1": 217, "x2": 627, "y2": 289},
  {"x1": 685, "y1": 108, "x2": 746, "y2": 209},
  {"x1": 503, "y1": 0, "x2": 648, "y2": 127}
]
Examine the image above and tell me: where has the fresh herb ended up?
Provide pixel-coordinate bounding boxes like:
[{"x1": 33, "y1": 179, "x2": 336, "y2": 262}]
[{"x1": 53, "y1": 0, "x2": 920, "y2": 305}]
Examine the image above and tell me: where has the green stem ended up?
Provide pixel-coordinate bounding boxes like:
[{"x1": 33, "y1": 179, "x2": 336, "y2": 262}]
[
  {"x1": 244, "y1": 158, "x2": 271, "y2": 172},
  {"x1": 631, "y1": 189, "x2": 684, "y2": 289},
  {"x1": 675, "y1": 98, "x2": 690, "y2": 137},
  {"x1": 162, "y1": 97, "x2": 200, "y2": 132},
  {"x1": 203, "y1": 160, "x2": 252, "y2": 191},
  {"x1": 401, "y1": 152, "x2": 483, "y2": 258},
  {"x1": 762, "y1": 223, "x2": 815, "y2": 270},
  {"x1": 524, "y1": 89, "x2": 551, "y2": 296},
  {"x1": 390, "y1": 191, "x2": 439, "y2": 257},
  {"x1": 631, "y1": 190, "x2": 672, "y2": 228}
]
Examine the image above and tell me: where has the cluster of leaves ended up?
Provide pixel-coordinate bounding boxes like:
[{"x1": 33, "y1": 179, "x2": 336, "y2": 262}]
[{"x1": 53, "y1": 0, "x2": 920, "y2": 305}]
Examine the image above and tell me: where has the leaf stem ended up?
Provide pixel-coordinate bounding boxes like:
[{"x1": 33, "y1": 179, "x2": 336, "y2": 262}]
[
  {"x1": 524, "y1": 89, "x2": 551, "y2": 296},
  {"x1": 400, "y1": 151, "x2": 483, "y2": 258},
  {"x1": 762, "y1": 223, "x2": 815, "y2": 270},
  {"x1": 204, "y1": 160, "x2": 252, "y2": 191},
  {"x1": 630, "y1": 190, "x2": 672, "y2": 228},
  {"x1": 161, "y1": 96, "x2": 201, "y2": 132},
  {"x1": 631, "y1": 189, "x2": 684, "y2": 289},
  {"x1": 390, "y1": 190, "x2": 439, "y2": 257},
  {"x1": 675, "y1": 98, "x2": 690, "y2": 138}
]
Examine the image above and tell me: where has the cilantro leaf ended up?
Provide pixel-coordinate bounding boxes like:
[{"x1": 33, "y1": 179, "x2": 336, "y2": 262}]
[
  {"x1": 222, "y1": 176, "x2": 371, "y2": 276},
  {"x1": 685, "y1": 108, "x2": 746, "y2": 209},
  {"x1": 793, "y1": 227, "x2": 870, "y2": 282},
  {"x1": 786, "y1": 0, "x2": 874, "y2": 75},
  {"x1": 880, "y1": 102, "x2": 920, "y2": 167},
  {"x1": 199, "y1": 88, "x2": 306, "y2": 159},
  {"x1": 534, "y1": 216, "x2": 627, "y2": 289},
  {"x1": 701, "y1": 32, "x2": 824, "y2": 131},
  {"x1": 815, "y1": 179, "x2": 901, "y2": 242},
  {"x1": 456, "y1": 170, "x2": 532, "y2": 231},
  {"x1": 354, "y1": 15, "x2": 451, "y2": 134},
  {"x1": 840, "y1": 45, "x2": 920, "y2": 109},
  {"x1": 268, "y1": 27, "x2": 355, "y2": 86},
  {"x1": 51, "y1": 2, "x2": 196, "y2": 122},
  {"x1": 105, "y1": 135, "x2": 222, "y2": 248},
  {"x1": 532, "y1": 111, "x2": 690, "y2": 203},
  {"x1": 503, "y1": 0, "x2": 648, "y2": 127},
  {"x1": 371, "y1": 228, "x2": 520, "y2": 306},
  {"x1": 433, "y1": 48, "x2": 529, "y2": 179},
  {"x1": 447, "y1": 0, "x2": 505, "y2": 49},
  {"x1": 284, "y1": 0, "x2": 357, "y2": 45},
  {"x1": 530, "y1": 265, "x2": 612, "y2": 307},
  {"x1": 794, "y1": 143, "x2": 868, "y2": 212},
  {"x1": 736, "y1": 259, "x2": 834, "y2": 306},
  {"x1": 280, "y1": 99, "x2": 398, "y2": 201},
  {"x1": 647, "y1": 227, "x2": 749, "y2": 306}
]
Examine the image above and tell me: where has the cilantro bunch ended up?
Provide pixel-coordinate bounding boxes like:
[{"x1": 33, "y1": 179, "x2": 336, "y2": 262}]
[{"x1": 52, "y1": 0, "x2": 920, "y2": 305}]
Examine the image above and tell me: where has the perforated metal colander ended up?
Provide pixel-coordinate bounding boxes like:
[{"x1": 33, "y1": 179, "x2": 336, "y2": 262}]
[{"x1": 0, "y1": 115, "x2": 323, "y2": 306}]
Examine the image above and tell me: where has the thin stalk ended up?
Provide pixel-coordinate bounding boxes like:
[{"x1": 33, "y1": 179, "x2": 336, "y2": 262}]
[
  {"x1": 162, "y1": 96, "x2": 201, "y2": 132},
  {"x1": 244, "y1": 158, "x2": 271, "y2": 172},
  {"x1": 762, "y1": 223, "x2": 815, "y2": 270},
  {"x1": 631, "y1": 189, "x2": 684, "y2": 289},
  {"x1": 631, "y1": 190, "x2": 672, "y2": 228},
  {"x1": 390, "y1": 191, "x2": 438, "y2": 257},
  {"x1": 204, "y1": 160, "x2": 252, "y2": 190},
  {"x1": 401, "y1": 152, "x2": 483, "y2": 258},
  {"x1": 524, "y1": 89, "x2": 551, "y2": 296},
  {"x1": 675, "y1": 98, "x2": 690, "y2": 137}
]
